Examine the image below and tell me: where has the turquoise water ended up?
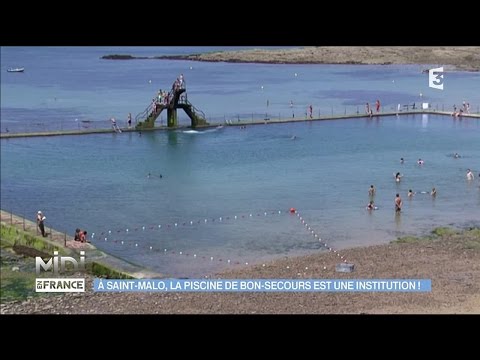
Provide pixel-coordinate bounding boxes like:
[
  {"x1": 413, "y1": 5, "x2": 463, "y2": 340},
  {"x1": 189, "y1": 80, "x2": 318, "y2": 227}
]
[{"x1": 1, "y1": 47, "x2": 480, "y2": 277}]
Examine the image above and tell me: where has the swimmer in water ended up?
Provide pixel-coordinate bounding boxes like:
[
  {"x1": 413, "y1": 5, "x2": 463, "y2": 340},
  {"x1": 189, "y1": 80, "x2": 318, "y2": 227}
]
[
  {"x1": 366, "y1": 200, "x2": 376, "y2": 211},
  {"x1": 454, "y1": 153, "x2": 460, "y2": 158},
  {"x1": 395, "y1": 193, "x2": 403, "y2": 213},
  {"x1": 368, "y1": 185, "x2": 376, "y2": 197},
  {"x1": 400, "y1": 157, "x2": 404, "y2": 164},
  {"x1": 417, "y1": 158, "x2": 424, "y2": 165},
  {"x1": 431, "y1": 187, "x2": 437, "y2": 197},
  {"x1": 395, "y1": 172, "x2": 402, "y2": 182},
  {"x1": 466, "y1": 169, "x2": 474, "y2": 180},
  {"x1": 408, "y1": 189, "x2": 415, "y2": 197}
]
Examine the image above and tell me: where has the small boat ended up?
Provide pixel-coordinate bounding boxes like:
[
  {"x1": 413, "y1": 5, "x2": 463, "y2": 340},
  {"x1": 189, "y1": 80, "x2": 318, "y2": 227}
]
[{"x1": 7, "y1": 67, "x2": 24, "y2": 73}]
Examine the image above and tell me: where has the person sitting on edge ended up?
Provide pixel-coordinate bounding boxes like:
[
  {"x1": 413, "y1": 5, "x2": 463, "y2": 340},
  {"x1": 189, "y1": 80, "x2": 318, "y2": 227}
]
[
  {"x1": 74, "y1": 228, "x2": 82, "y2": 241},
  {"x1": 79, "y1": 230, "x2": 88, "y2": 243}
]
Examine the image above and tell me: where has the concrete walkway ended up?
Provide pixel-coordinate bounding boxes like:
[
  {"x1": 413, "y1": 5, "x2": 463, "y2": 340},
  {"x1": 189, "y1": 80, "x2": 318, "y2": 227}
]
[
  {"x1": 0, "y1": 210, "x2": 163, "y2": 279},
  {"x1": 2, "y1": 110, "x2": 478, "y2": 139}
]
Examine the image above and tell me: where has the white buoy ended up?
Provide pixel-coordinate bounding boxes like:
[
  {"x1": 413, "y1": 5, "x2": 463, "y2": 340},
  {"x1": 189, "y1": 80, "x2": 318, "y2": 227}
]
[
  {"x1": 121, "y1": 241, "x2": 124, "y2": 244},
  {"x1": 135, "y1": 243, "x2": 138, "y2": 247},
  {"x1": 158, "y1": 225, "x2": 161, "y2": 228},
  {"x1": 142, "y1": 226, "x2": 145, "y2": 230},
  {"x1": 126, "y1": 229, "x2": 129, "y2": 232},
  {"x1": 179, "y1": 251, "x2": 183, "y2": 255},
  {"x1": 148, "y1": 80, "x2": 152, "y2": 83},
  {"x1": 227, "y1": 259, "x2": 230, "y2": 263},
  {"x1": 108, "y1": 230, "x2": 111, "y2": 234},
  {"x1": 245, "y1": 262, "x2": 249, "y2": 265},
  {"x1": 294, "y1": 73, "x2": 298, "y2": 77},
  {"x1": 194, "y1": 254, "x2": 197, "y2": 258},
  {"x1": 150, "y1": 246, "x2": 153, "y2": 250},
  {"x1": 174, "y1": 223, "x2": 177, "y2": 227},
  {"x1": 190, "y1": 221, "x2": 193, "y2": 225},
  {"x1": 210, "y1": 257, "x2": 214, "y2": 261}
]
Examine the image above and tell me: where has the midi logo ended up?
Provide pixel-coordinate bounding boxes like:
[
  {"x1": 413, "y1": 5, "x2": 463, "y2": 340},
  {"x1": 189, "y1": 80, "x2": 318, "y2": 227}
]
[
  {"x1": 35, "y1": 251, "x2": 86, "y2": 293},
  {"x1": 428, "y1": 67, "x2": 444, "y2": 90},
  {"x1": 35, "y1": 250, "x2": 85, "y2": 275}
]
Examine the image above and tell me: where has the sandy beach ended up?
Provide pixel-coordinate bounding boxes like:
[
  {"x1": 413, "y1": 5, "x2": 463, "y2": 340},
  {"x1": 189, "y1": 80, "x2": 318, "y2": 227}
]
[
  {"x1": 2, "y1": 227, "x2": 479, "y2": 314},
  {"x1": 153, "y1": 47, "x2": 480, "y2": 71}
]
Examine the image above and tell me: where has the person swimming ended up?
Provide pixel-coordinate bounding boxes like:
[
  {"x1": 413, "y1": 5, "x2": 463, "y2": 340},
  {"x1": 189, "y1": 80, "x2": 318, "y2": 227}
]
[
  {"x1": 417, "y1": 158, "x2": 424, "y2": 165},
  {"x1": 431, "y1": 187, "x2": 437, "y2": 197},
  {"x1": 400, "y1": 157, "x2": 404, "y2": 164},
  {"x1": 395, "y1": 172, "x2": 402, "y2": 182},
  {"x1": 366, "y1": 200, "x2": 377, "y2": 210},
  {"x1": 147, "y1": 173, "x2": 163, "y2": 179},
  {"x1": 454, "y1": 153, "x2": 460, "y2": 158},
  {"x1": 408, "y1": 189, "x2": 415, "y2": 197},
  {"x1": 466, "y1": 169, "x2": 474, "y2": 180}
]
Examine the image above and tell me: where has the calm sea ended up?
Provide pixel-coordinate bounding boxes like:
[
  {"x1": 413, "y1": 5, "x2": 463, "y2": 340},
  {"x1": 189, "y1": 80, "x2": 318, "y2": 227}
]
[{"x1": 1, "y1": 47, "x2": 479, "y2": 277}]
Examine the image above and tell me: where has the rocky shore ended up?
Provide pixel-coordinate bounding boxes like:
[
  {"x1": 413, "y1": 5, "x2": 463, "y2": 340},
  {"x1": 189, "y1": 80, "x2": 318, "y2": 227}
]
[
  {"x1": 102, "y1": 47, "x2": 480, "y2": 71},
  {"x1": 2, "y1": 228, "x2": 479, "y2": 314}
]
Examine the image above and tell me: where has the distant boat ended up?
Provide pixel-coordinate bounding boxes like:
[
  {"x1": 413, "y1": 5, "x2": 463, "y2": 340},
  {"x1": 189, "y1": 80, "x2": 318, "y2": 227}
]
[{"x1": 7, "y1": 67, "x2": 24, "y2": 73}]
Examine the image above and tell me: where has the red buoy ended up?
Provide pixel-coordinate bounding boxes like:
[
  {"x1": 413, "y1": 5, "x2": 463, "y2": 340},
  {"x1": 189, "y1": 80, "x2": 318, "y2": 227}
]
[{"x1": 289, "y1": 208, "x2": 296, "y2": 213}]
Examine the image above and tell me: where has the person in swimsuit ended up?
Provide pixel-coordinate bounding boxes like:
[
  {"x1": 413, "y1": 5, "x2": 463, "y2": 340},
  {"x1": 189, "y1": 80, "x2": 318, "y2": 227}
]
[{"x1": 395, "y1": 194, "x2": 403, "y2": 212}]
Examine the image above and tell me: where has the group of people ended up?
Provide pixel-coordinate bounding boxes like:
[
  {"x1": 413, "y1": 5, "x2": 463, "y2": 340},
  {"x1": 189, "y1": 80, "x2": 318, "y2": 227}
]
[
  {"x1": 367, "y1": 156, "x2": 441, "y2": 213},
  {"x1": 365, "y1": 100, "x2": 381, "y2": 117},
  {"x1": 36, "y1": 211, "x2": 89, "y2": 243},
  {"x1": 452, "y1": 101, "x2": 471, "y2": 117},
  {"x1": 74, "y1": 228, "x2": 89, "y2": 243}
]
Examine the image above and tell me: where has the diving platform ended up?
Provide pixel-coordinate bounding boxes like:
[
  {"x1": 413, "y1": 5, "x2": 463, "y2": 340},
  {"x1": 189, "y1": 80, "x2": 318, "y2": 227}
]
[{"x1": 135, "y1": 77, "x2": 209, "y2": 130}]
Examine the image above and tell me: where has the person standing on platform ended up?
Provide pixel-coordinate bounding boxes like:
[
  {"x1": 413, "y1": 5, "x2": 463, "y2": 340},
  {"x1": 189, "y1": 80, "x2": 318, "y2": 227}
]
[{"x1": 37, "y1": 211, "x2": 46, "y2": 237}]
